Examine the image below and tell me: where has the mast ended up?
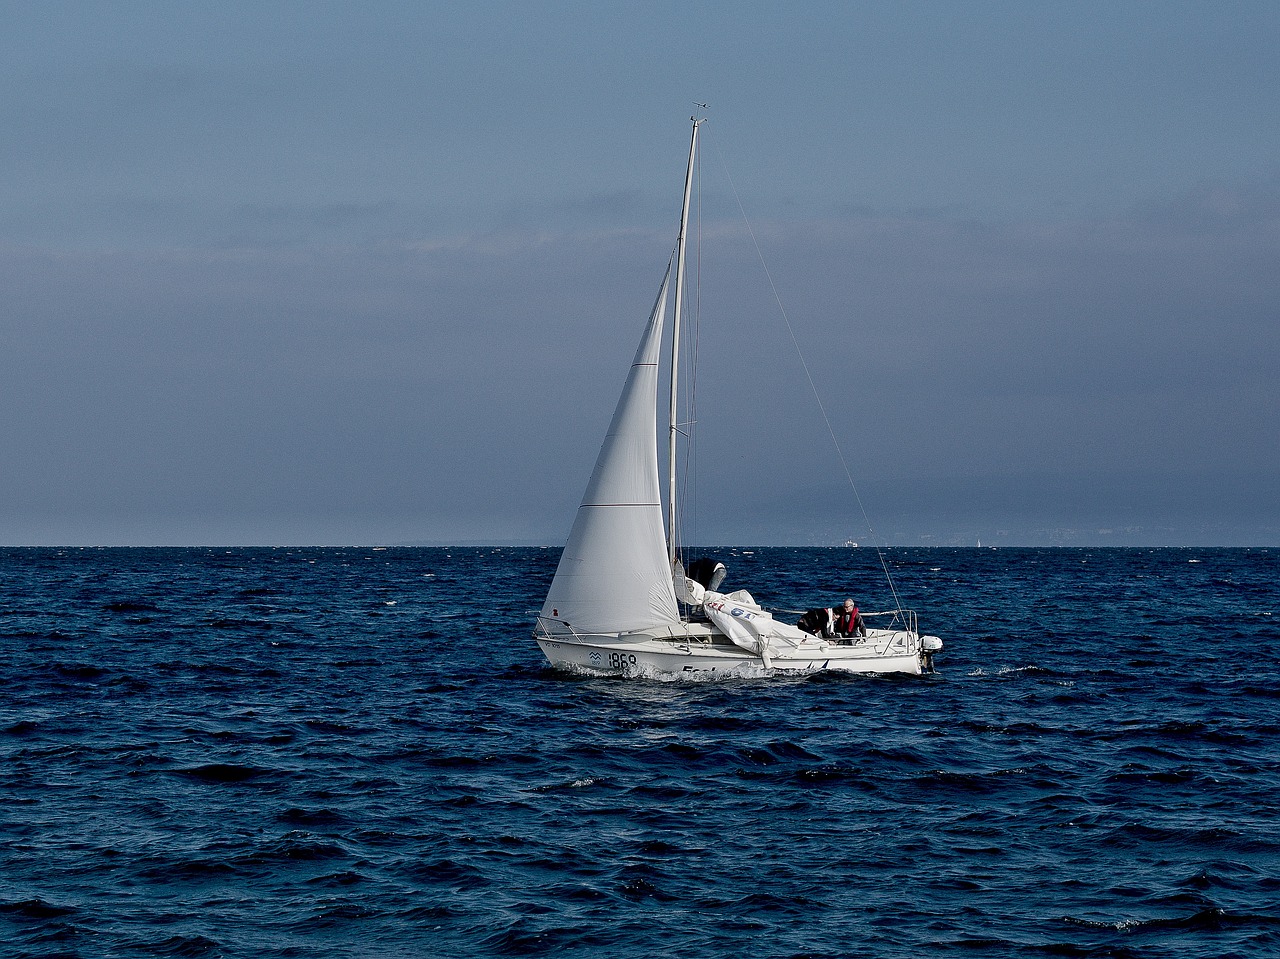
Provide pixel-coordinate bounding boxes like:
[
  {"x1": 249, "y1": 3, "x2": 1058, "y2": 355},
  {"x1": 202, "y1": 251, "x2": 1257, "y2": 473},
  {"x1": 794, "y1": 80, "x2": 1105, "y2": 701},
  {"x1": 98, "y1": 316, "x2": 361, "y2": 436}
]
[{"x1": 668, "y1": 116, "x2": 701, "y2": 565}]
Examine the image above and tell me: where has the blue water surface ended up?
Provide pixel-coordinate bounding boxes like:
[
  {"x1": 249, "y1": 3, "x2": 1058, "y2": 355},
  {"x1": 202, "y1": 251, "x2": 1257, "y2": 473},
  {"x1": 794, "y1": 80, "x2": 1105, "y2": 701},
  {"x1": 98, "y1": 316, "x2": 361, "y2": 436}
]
[{"x1": 1, "y1": 546, "x2": 1278, "y2": 958}]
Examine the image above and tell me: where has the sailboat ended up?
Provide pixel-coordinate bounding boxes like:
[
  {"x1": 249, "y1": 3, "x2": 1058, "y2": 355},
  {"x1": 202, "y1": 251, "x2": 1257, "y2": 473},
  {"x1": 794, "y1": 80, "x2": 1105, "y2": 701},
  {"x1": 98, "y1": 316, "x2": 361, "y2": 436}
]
[{"x1": 533, "y1": 117, "x2": 942, "y2": 676}]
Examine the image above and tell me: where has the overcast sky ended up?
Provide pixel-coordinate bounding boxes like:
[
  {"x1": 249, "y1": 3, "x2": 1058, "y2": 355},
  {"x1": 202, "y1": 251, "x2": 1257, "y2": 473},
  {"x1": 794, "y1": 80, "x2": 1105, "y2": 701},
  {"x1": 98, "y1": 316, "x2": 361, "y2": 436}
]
[{"x1": 3, "y1": 1, "x2": 1278, "y2": 546}]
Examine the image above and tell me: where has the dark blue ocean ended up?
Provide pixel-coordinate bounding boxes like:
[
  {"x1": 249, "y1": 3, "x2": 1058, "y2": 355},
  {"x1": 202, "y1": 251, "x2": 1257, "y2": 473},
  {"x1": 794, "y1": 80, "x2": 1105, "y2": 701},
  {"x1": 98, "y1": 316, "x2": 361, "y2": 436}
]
[{"x1": 2, "y1": 546, "x2": 1278, "y2": 958}]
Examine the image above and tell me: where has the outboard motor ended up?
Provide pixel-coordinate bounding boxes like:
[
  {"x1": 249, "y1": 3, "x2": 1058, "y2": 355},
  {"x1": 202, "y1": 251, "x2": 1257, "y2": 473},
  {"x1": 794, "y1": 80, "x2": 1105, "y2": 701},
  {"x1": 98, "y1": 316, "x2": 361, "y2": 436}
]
[{"x1": 686, "y1": 558, "x2": 727, "y2": 592}]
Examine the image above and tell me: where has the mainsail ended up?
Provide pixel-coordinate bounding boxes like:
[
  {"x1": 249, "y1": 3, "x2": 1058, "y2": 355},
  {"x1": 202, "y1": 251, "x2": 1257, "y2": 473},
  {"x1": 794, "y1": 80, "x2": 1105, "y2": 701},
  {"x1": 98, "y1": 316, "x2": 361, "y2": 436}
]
[{"x1": 540, "y1": 268, "x2": 681, "y2": 634}]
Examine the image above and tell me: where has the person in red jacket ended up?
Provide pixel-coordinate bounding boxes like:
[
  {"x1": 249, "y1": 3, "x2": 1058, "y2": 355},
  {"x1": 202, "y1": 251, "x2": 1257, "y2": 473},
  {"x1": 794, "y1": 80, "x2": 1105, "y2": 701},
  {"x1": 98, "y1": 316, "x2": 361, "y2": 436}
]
[
  {"x1": 797, "y1": 598, "x2": 867, "y2": 639},
  {"x1": 832, "y1": 598, "x2": 867, "y2": 638}
]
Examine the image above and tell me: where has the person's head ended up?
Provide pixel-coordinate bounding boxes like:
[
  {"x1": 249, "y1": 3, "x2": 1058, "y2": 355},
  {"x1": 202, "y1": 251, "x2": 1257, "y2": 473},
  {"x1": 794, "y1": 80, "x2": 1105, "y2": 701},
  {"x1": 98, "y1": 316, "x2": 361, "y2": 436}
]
[{"x1": 843, "y1": 599, "x2": 855, "y2": 611}]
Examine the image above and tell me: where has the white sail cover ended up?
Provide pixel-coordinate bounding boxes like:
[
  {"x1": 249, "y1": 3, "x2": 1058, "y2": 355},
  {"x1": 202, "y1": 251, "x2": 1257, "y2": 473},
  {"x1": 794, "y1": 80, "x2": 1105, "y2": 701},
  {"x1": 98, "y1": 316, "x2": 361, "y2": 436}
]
[
  {"x1": 540, "y1": 271, "x2": 681, "y2": 634},
  {"x1": 703, "y1": 591, "x2": 811, "y2": 660}
]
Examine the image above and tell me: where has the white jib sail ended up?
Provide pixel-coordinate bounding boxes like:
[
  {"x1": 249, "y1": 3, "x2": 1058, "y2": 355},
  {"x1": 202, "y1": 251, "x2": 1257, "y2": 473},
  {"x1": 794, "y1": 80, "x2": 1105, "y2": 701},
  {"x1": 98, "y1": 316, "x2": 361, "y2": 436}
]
[{"x1": 540, "y1": 269, "x2": 681, "y2": 634}]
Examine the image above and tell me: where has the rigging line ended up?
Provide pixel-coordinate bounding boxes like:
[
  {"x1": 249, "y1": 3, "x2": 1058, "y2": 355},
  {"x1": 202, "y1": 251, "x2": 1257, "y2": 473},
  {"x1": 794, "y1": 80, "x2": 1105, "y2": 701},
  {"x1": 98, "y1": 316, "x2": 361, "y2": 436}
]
[{"x1": 710, "y1": 138, "x2": 905, "y2": 613}]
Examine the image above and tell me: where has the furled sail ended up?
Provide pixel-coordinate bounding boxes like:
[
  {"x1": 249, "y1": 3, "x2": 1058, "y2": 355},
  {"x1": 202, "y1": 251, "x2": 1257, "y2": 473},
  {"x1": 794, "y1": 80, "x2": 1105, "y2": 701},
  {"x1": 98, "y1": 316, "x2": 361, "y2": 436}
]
[
  {"x1": 703, "y1": 591, "x2": 811, "y2": 664},
  {"x1": 540, "y1": 269, "x2": 681, "y2": 634}
]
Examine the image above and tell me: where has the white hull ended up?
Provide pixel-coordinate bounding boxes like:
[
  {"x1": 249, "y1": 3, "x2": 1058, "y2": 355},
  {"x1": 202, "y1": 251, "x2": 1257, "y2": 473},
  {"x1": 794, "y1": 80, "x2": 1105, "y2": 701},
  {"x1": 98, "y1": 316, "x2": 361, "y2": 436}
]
[{"x1": 534, "y1": 623, "x2": 937, "y2": 676}]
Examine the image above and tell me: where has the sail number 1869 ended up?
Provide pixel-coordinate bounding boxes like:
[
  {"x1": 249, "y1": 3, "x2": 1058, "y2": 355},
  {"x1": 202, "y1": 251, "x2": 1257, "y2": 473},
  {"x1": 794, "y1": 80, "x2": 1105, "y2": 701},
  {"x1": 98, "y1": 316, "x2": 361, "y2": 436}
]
[{"x1": 608, "y1": 653, "x2": 637, "y2": 669}]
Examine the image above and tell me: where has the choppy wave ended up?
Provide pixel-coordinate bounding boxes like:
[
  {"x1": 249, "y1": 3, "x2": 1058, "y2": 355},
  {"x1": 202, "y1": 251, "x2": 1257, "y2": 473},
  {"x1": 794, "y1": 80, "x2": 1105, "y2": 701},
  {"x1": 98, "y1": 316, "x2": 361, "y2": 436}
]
[{"x1": 1, "y1": 546, "x2": 1278, "y2": 958}]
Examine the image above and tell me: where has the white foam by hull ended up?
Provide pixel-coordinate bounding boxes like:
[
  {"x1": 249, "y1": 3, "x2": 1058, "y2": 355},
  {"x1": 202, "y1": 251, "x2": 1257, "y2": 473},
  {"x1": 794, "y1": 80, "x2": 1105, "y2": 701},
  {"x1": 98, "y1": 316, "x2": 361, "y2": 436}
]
[{"x1": 534, "y1": 623, "x2": 939, "y2": 676}]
